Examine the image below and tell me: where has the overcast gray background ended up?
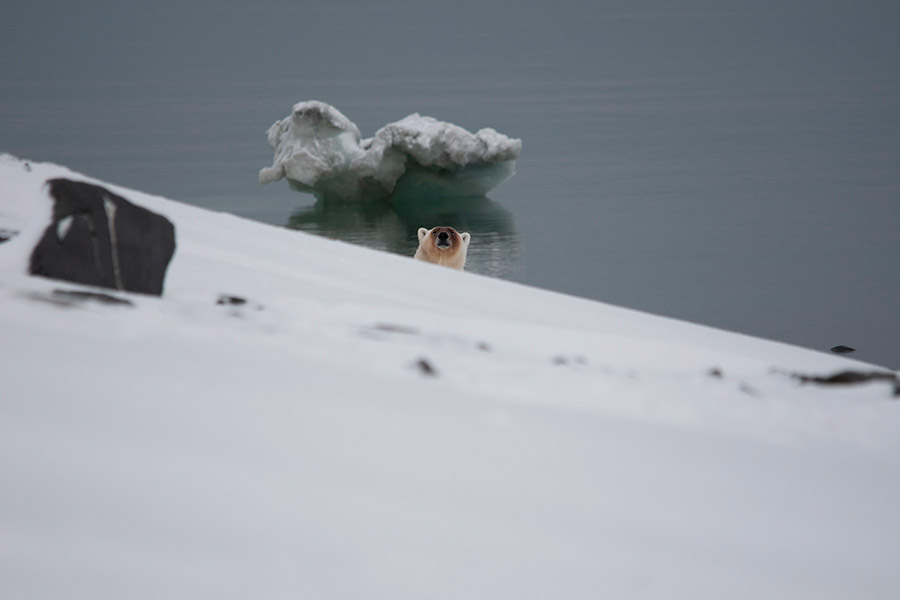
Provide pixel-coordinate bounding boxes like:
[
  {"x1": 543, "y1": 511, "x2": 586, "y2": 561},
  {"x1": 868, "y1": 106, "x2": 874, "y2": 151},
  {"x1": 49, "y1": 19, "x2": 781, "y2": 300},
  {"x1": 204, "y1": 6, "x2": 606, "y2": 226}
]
[{"x1": 2, "y1": 1, "x2": 898, "y2": 368}]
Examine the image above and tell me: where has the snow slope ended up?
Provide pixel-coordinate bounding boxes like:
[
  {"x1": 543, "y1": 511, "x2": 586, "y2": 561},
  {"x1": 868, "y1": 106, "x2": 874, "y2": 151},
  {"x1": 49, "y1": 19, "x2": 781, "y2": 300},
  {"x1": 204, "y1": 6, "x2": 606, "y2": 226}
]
[{"x1": 1, "y1": 154, "x2": 899, "y2": 599}]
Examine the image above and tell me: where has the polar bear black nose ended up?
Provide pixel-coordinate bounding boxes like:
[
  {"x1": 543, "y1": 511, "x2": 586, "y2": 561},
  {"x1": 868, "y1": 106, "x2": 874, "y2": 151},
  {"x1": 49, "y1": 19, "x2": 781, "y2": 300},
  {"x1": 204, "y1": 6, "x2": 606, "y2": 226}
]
[{"x1": 438, "y1": 231, "x2": 449, "y2": 241}]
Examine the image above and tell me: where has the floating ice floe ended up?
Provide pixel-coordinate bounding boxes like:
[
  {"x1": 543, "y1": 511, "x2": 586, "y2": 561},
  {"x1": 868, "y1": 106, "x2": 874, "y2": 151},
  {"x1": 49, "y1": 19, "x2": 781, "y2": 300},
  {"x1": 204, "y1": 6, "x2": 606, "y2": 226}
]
[{"x1": 259, "y1": 101, "x2": 522, "y2": 201}]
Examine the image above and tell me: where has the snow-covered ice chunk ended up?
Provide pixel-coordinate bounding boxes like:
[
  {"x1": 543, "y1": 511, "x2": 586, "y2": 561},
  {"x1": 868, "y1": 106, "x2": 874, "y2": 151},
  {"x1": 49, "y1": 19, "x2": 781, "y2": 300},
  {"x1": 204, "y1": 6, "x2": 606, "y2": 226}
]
[
  {"x1": 259, "y1": 101, "x2": 521, "y2": 201},
  {"x1": 258, "y1": 101, "x2": 364, "y2": 194}
]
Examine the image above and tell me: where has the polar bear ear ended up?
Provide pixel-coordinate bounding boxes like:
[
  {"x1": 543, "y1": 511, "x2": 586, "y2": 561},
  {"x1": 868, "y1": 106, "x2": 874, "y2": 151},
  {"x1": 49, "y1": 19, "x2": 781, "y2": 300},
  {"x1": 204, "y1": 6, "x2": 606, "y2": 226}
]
[
  {"x1": 460, "y1": 232, "x2": 471, "y2": 245},
  {"x1": 418, "y1": 227, "x2": 429, "y2": 242}
]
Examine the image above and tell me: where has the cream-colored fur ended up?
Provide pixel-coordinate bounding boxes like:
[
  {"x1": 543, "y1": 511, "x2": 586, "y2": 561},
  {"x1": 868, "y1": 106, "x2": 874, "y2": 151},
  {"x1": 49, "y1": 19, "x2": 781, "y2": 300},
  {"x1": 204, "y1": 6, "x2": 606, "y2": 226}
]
[{"x1": 414, "y1": 226, "x2": 471, "y2": 270}]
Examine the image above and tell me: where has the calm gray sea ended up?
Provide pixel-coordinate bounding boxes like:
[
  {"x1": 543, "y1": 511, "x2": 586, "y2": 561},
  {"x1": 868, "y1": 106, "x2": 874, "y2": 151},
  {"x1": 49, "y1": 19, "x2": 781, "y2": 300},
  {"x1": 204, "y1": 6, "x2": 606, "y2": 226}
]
[{"x1": 3, "y1": 1, "x2": 898, "y2": 368}]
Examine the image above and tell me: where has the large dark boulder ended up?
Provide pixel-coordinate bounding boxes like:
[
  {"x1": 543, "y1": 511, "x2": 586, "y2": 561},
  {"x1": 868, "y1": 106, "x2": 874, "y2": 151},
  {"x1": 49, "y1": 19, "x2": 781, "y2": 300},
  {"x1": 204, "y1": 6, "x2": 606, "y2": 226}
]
[{"x1": 29, "y1": 179, "x2": 176, "y2": 296}]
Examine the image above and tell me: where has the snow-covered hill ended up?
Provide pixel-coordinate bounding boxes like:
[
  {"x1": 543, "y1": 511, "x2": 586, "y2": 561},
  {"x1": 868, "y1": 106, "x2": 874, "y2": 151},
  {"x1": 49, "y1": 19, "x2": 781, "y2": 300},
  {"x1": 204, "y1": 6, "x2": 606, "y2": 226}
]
[{"x1": 2, "y1": 153, "x2": 898, "y2": 598}]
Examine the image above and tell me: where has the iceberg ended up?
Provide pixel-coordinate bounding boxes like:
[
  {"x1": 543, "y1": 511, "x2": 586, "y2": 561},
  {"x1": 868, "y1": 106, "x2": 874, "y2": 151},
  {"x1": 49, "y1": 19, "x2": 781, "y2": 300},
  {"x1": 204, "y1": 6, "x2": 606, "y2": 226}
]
[{"x1": 259, "y1": 101, "x2": 522, "y2": 201}]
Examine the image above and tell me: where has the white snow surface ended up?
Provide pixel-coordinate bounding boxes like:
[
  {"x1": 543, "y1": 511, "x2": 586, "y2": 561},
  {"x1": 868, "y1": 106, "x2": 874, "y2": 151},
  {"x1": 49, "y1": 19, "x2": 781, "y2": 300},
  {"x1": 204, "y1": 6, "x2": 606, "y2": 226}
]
[
  {"x1": 2, "y1": 153, "x2": 899, "y2": 599},
  {"x1": 259, "y1": 101, "x2": 522, "y2": 198}
]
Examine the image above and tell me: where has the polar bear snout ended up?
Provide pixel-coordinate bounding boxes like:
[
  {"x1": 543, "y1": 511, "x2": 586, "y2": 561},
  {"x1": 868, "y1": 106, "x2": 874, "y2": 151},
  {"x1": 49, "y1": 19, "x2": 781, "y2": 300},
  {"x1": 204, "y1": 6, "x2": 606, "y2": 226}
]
[{"x1": 414, "y1": 226, "x2": 471, "y2": 270}]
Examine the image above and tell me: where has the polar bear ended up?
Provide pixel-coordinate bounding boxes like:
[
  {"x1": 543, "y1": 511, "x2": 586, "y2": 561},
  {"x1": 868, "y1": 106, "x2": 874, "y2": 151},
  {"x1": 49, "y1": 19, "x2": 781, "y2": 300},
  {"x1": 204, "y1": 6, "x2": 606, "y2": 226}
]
[{"x1": 414, "y1": 226, "x2": 471, "y2": 270}]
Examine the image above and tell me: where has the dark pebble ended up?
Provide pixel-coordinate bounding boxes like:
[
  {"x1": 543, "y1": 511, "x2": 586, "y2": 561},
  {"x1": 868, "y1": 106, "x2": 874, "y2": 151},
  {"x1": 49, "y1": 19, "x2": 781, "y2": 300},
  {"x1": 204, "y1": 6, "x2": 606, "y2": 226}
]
[
  {"x1": 830, "y1": 345, "x2": 856, "y2": 354},
  {"x1": 416, "y1": 358, "x2": 438, "y2": 377},
  {"x1": 793, "y1": 370, "x2": 897, "y2": 386},
  {"x1": 216, "y1": 295, "x2": 247, "y2": 306}
]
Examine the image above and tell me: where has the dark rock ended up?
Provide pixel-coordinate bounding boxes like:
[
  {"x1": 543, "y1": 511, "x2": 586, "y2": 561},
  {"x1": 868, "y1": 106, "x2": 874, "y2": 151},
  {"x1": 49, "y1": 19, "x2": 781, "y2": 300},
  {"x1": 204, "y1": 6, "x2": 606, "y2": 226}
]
[
  {"x1": 793, "y1": 370, "x2": 898, "y2": 386},
  {"x1": 415, "y1": 358, "x2": 438, "y2": 377},
  {"x1": 0, "y1": 229, "x2": 18, "y2": 244},
  {"x1": 216, "y1": 295, "x2": 248, "y2": 306},
  {"x1": 29, "y1": 179, "x2": 176, "y2": 296},
  {"x1": 707, "y1": 367, "x2": 724, "y2": 379},
  {"x1": 830, "y1": 345, "x2": 856, "y2": 354}
]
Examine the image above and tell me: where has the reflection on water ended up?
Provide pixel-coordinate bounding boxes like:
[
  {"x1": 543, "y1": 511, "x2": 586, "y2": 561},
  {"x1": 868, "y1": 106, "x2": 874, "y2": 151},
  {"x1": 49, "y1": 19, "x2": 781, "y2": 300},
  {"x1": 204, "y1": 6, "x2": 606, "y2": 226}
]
[{"x1": 286, "y1": 189, "x2": 520, "y2": 279}]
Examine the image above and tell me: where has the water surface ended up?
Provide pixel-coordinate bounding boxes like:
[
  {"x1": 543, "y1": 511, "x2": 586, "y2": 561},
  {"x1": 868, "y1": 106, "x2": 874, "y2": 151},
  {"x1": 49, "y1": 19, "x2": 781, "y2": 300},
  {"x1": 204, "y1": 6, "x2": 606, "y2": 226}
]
[{"x1": 2, "y1": 1, "x2": 898, "y2": 367}]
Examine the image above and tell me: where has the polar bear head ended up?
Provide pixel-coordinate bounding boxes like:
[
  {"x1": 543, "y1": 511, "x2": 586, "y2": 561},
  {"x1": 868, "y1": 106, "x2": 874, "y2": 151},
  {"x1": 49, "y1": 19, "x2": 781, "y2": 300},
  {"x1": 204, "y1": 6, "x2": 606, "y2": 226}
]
[{"x1": 414, "y1": 226, "x2": 471, "y2": 270}]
